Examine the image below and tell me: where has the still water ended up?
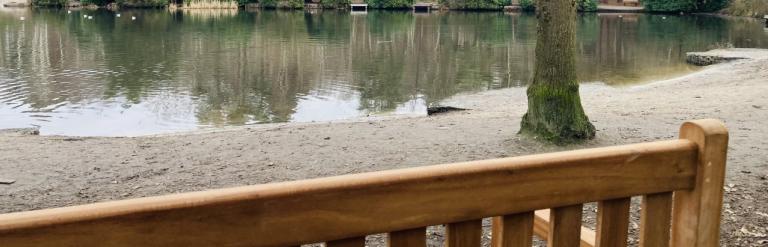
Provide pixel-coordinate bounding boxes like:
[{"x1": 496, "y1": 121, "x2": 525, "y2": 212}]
[{"x1": 1, "y1": 8, "x2": 767, "y2": 136}]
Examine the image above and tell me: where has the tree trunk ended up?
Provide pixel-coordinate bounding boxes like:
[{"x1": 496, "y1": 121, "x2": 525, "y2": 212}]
[{"x1": 519, "y1": 0, "x2": 595, "y2": 143}]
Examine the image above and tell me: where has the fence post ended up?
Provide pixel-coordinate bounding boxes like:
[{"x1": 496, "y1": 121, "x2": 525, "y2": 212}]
[{"x1": 672, "y1": 119, "x2": 728, "y2": 247}]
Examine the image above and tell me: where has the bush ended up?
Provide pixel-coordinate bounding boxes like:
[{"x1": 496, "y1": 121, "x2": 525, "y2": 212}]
[
  {"x1": 643, "y1": 0, "x2": 728, "y2": 12},
  {"x1": 518, "y1": 0, "x2": 597, "y2": 12},
  {"x1": 259, "y1": 0, "x2": 303, "y2": 8},
  {"x1": 31, "y1": 0, "x2": 68, "y2": 7},
  {"x1": 367, "y1": 0, "x2": 413, "y2": 8},
  {"x1": 116, "y1": 0, "x2": 169, "y2": 7},
  {"x1": 439, "y1": 0, "x2": 509, "y2": 9},
  {"x1": 643, "y1": 0, "x2": 695, "y2": 11},
  {"x1": 578, "y1": 0, "x2": 597, "y2": 12},
  {"x1": 81, "y1": 0, "x2": 112, "y2": 5},
  {"x1": 520, "y1": 0, "x2": 534, "y2": 11},
  {"x1": 696, "y1": 0, "x2": 729, "y2": 12},
  {"x1": 320, "y1": 0, "x2": 350, "y2": 8}
]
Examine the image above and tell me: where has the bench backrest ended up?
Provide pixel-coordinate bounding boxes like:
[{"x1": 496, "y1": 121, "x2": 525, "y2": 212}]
[{"x1": 0, "y1": 119, "x2": 728, "y2": 247}]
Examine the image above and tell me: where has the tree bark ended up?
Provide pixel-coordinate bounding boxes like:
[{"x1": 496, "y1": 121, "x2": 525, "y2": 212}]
[{"x1": 520, "y1": 0, "x2": 595, "y2": 143}]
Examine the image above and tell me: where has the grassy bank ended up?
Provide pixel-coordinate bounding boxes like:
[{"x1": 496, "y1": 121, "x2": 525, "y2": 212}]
[{"x1": 724, "y1": 0, "x2": 768, "y2": 18}]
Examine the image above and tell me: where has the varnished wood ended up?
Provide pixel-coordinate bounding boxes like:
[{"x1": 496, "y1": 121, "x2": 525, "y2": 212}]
[
  {"x1": 445, "y1": 219, "x2": 481, "y2": 247},
  {"x1": 548, "y1": 205, "x2": 584, "y2": 247},
  {"x1": 327, "y1": 237, "x2": 365, "y2": 247},
  {"x1": 533, "y1": 210, "x2": 596, "y2": 247},
  {"x1": 491, "y1": 212, "x2": 534, "y2": 247},
  {"x1": 672, "y1": 119, "x2": 728, "y2": 247},
  {"x1": 640, "y1": 192, "x2": 673, "y2": 247},
  {"x1": 595, "y1": 198, "x2": 630, "y2": 247},
  {"x1": 0, "y1": 137, "x2": 705, "y2": 247},
  {"x1": 388, "y1": 227, "x2": 425, "y2": 247}
]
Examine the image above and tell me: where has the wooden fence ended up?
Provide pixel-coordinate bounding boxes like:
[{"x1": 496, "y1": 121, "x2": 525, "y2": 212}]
[{"x1": 0, "y1": 119, "x2": 728, "y2": 247}]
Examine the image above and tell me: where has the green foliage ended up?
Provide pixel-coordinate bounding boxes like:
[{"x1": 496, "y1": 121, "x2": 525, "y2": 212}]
[
  {"x1": 320, "y1": 0, "x2": 350, "y2": 8},
  {"x1": 366, "y1": 0, "x2": 413, "y2": 9},
  {"x1": 519, "y1": 0, "x2": 597, "y2": 12},
  {"x1": 260, "y1": 0, "x2": 304, "y2": 8},
  {"x1": 643, "y1": 0, "x2": 695, "y2": 11},
  {"x1": 578, "y1": 0, "x2": 597, "y2": 12},
  {"x1": 643, "y1": 0, "x2": 728, "y2": 12},
  {"x1": 80, "y1": 0, "x2": 111, "y2": 5},
  {"x1": 696, "y1": 0, "x2": 729, "y2": 12},
  {"x1": 31, "y1": 0, "x2": 68, "y2": 7},
  {"x1": 520, "y1": 0, "x2": 534, "y2": 11},
  {"x1": 116, "y1": 0, "x2": 169, "y2": 7},
  {"x1": 438, "y1": 0, "x2": 509, "y2": 10}
]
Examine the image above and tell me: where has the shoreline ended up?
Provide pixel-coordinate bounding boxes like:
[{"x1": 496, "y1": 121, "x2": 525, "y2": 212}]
[{"x1": 1, "y1": 48, "x2": 767, "y2": 244}]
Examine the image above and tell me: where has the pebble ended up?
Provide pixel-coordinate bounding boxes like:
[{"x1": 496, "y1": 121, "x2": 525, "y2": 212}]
[{"x1": 0, "y1": 178, "x2": 15, "y2": 185}]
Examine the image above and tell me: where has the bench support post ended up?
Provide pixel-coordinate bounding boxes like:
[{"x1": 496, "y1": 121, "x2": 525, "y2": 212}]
[{"x1": 672, "y1": 119, "x2": 728, "y2": 247}]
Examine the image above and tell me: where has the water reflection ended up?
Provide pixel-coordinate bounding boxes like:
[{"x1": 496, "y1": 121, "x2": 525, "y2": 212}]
[{"x1": 1, "y1": 9, "x2": 766, "y2": 136}]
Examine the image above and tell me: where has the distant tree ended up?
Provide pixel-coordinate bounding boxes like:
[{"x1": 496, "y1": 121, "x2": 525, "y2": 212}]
[{"x1": 520, "y1": 0, "x2": 595, "y2": 143}]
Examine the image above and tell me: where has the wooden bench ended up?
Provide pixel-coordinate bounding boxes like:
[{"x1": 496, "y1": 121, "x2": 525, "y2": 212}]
[{"x1": 0, "y1": 119, "x2": 729, "y2": 247}]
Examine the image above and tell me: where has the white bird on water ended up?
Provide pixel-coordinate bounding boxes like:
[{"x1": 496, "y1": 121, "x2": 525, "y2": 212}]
[
  {"x1": 88, "y1": 16, "x2": 93, "y2": 20},
  {"x1": 67, "y1": 10, "x2": 71, "y2": 14},
  {"x1": 116, "y1": 14, "x2": 121, "y2": 17},
  {"x1": 131, "y1": 16, "x2": 136, "y2": 20}
]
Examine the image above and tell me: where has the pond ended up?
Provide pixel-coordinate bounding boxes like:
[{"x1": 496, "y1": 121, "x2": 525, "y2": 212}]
[{"x1": 1, "y1": 8, "x2": 767, "y2": 136}]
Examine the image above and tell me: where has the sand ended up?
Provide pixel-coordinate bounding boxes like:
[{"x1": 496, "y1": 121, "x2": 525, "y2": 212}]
[{"x1": 1, "y1": 48, "x2": 767, "y2": 245}]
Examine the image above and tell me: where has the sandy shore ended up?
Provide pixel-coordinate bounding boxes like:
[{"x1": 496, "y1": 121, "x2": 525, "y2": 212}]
[{"x1": 1, "y1": 48, "x2": 767, "y2": 245}]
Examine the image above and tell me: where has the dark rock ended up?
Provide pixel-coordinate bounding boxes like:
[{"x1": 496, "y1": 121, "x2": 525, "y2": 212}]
[
  {"x1": 686, "y1": 52, "x2": 745, "y2": 66},
  {"x1": 427, "y1": 106, "x2": 468, "y2": 116}
]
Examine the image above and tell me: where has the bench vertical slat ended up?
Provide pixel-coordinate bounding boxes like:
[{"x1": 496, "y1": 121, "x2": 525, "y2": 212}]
[
  {"x1": 548, "y1": 204, "x2": 584, "y2": 247},
  {"x1": 595, "y1": 198, "x2": 631, "y2": 247},
  {"x1": 640, "y1": 192, "x2": 673, "y2": 247},
  {"x1": 491, "y1": 211, "x2": 534, "y2": 247},
  {"x1": 445, "y1": 219, "x2": 482, "y2": 247},
  {"x1": 388, "y1": 227, "x2": 426, "y2": 247},
  {"x1": 672, "y1": 119, "x2": 728, "y2": 247},
  {"x1": 327, "y1": 237, "x2": 366, "y2": 247}
]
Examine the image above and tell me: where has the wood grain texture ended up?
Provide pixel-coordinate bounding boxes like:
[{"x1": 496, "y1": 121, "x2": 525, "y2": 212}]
[
  {"x1": 534, "y1": 210, "x2": 595, "y2": 247},
  {"x1": 388, "y1": 227, "x2": 426, "y2": 247},
  {"x1": 595, "y1": 198, "x2": 631, "y2": 247},
  {"x1": 327, "y1": 237, "x2": 366, "y2": 247},
  {"x1": 672, "y1": 119, "x2": 728, "y2": 247},
  {"x1": 491, "y1": 212, "x2": 534, "y2": 247},
  {"x1": 548, "y1": 205, "x2": 584, "y2": 247},
  {"x1": 445, "y1": 220, "x2": 482, "y2": 247},
  {"x1": 640, "y1": 192, "x2": 672, "y2": 247},
  {"x1": 0, "y1": 140, "x2": 698, "y2": 247}
]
